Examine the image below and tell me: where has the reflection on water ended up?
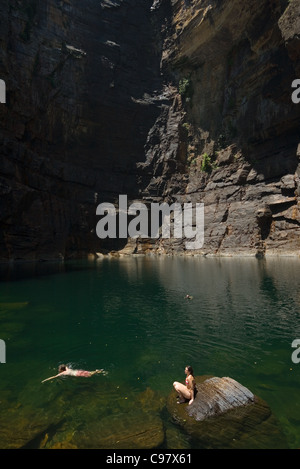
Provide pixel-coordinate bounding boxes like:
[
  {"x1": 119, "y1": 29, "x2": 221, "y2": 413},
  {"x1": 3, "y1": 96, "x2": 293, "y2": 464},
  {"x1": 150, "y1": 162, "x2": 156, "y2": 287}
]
[{"x1": 0, "y1": 256, "x2": 299, "y2": 448}]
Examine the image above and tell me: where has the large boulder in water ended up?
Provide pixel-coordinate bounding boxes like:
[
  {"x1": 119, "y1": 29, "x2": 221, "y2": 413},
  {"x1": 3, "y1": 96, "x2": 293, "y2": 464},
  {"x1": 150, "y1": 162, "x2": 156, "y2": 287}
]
[
  {"x1": 187, "y1": 376, "x2": 255, "y2": 421},
  {"x1": 167, "y1": 376, "x2": 288, "y2": 449}
]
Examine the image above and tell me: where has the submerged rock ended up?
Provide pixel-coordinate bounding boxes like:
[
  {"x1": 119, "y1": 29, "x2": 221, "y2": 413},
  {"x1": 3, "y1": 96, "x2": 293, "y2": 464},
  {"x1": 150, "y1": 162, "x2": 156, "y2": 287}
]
[
  {"x1": 72, "y1": 411, "x2": 164, "y2": 449},
  {"x1": 45, "y1": 386, "x2": 166, "y2": 449},
  {"x1": 0, "y1": 302, "x2": 29, "y2": 312},
  {"x1": 0, "y1": 401, "x2": 65, "y2": 449},
  {"x1": 167, "y1": 376, "x2": 288, "y2": 449}
]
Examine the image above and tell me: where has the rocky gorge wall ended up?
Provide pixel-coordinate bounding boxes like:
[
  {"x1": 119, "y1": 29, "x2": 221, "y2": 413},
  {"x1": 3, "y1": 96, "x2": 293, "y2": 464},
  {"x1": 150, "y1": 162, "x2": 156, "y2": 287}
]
[
  {"x1": 0, "y1": 0, "x2": 299, "y2": 261},
  {"x1": 0, "y1": 0, "x2": 168, "y2": 260},
  {"x1": 137, "y1": 0, "x2": 300, "y2": 257}
]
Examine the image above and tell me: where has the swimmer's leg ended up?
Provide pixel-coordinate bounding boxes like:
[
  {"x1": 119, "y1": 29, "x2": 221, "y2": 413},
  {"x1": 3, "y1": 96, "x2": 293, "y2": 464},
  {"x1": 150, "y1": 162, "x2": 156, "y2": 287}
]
[{"x1": 90, "y1": 369, "x2": 107, "y2": 376}]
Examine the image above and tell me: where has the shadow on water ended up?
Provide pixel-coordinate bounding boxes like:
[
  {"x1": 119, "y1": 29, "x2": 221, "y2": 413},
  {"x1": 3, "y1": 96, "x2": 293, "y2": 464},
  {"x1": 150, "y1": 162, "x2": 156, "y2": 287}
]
[{"x1": 0, "y1": 260, "x2": 96, "y2": 282}]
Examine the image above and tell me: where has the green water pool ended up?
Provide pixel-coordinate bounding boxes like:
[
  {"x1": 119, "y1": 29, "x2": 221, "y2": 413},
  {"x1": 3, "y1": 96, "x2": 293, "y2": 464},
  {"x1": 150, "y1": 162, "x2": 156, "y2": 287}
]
[{"x1": 0, "y1": 256, "x2": 299, "y2": 449}]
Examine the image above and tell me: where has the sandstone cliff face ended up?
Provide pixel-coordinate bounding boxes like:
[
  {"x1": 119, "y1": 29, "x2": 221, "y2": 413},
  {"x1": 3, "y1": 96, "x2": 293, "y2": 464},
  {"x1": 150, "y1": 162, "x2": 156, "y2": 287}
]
[
  {"x1": 138, "y1": 0, "x2": 300, "y2": 257},
  {"x1": 0, "y1": 0, "x2": 299, "y2": 260}
]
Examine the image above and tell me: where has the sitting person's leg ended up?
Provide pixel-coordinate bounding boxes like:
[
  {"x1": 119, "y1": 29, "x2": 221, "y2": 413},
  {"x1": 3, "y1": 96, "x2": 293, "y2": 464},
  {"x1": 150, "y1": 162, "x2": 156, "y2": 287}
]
[{"x1": 173, "y1": 381, "x2": 191, "y2": 403}]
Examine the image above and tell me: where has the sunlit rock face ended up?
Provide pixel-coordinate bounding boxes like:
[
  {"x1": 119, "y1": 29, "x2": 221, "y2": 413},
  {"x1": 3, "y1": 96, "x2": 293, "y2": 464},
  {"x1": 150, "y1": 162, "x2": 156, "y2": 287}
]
[
  {"x1": 0, "y1": 0, "x2": 299, "y2": 260},
  {"x1": 139, "y1": 0, "x2": 300, "y2": 258}
]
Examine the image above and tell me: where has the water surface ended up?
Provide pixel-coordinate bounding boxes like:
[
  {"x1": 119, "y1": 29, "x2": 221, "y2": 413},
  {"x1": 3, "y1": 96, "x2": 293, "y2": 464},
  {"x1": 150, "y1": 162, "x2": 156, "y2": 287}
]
[{"x1": 0, "y1": 256, "x2": 299, "y2": 448}]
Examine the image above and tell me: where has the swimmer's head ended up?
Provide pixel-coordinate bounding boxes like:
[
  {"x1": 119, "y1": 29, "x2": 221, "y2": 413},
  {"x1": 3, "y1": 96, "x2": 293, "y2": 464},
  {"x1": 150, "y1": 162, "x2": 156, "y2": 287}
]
[{"x1": 59, "y1": 364, "x2": 67, "y2": 372}]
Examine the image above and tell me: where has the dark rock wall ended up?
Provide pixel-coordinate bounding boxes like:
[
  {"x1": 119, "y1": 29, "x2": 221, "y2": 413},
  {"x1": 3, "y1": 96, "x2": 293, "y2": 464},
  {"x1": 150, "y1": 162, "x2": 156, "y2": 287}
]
[
  {"x1": 0, "y1": 0, "x2": 299, "y2": 260},
  {"x1": 0, "y1": 0, "x2": 169, "y2": 260}
]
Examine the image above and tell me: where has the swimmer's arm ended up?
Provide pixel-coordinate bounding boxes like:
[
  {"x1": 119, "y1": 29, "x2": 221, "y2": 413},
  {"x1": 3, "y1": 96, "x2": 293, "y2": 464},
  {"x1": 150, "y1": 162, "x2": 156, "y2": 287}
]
[{"x1": 41, "y1": 372, "x2": 63, "y2": 383}]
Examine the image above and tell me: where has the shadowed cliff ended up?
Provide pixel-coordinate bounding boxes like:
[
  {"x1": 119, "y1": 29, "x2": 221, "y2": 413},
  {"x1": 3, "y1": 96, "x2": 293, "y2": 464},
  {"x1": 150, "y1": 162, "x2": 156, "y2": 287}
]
[{"x1": 0, "y1": 0, "x2": 171, "y2": 260}]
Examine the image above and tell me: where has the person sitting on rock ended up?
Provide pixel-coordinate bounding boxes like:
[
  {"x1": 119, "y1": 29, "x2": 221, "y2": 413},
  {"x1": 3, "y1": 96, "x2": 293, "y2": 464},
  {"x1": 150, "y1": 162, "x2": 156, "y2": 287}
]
[
  {"x1": 173, "y1": 365, "x2": 196, "y2": 405},
  {"x1": 41, "y1": 364, "x2": 106, "y2": 383}
]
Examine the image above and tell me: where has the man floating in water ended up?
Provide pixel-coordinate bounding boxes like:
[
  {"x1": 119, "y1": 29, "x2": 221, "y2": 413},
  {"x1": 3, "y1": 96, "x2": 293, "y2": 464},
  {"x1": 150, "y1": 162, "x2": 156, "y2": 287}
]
[{"x1": 41, "y1": 364, "x2": 107, "y2": 383}]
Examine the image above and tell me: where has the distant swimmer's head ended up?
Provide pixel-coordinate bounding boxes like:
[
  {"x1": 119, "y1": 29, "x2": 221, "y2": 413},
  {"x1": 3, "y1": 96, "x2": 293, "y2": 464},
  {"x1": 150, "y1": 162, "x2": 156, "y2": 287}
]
[{"x1": 59, "y1": 364, "x2": 67, "y2": 372}]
